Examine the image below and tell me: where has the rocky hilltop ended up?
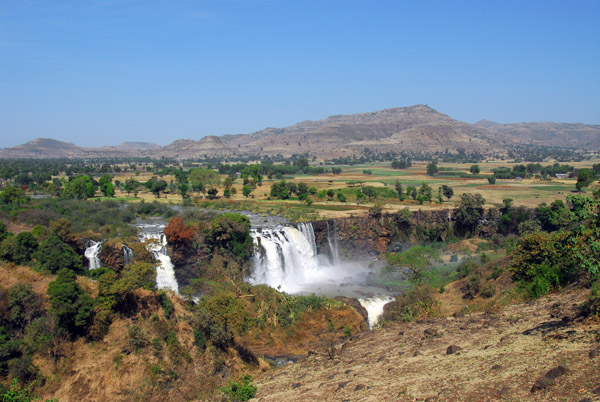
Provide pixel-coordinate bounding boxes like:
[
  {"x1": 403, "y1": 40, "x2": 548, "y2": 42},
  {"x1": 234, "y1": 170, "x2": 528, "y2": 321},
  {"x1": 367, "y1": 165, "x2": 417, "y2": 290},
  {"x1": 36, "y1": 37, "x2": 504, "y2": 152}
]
[{"x1": 1, "y1": 105, "x2": 599, "y2": 159}]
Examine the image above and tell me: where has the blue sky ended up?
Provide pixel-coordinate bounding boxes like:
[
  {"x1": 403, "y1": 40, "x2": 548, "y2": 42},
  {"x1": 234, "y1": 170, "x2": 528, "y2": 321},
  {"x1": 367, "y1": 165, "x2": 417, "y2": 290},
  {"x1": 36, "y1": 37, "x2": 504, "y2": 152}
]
[{"x1": 1, "y1": 0, "x2": 598, "y2": 148}]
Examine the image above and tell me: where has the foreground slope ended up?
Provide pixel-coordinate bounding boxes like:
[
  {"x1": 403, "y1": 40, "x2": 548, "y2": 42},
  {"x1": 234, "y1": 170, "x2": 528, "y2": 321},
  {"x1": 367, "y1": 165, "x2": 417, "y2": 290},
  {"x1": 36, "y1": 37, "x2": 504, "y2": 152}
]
[{"x1": 254, "y1": 290, "x2": 600, "y2": 402}]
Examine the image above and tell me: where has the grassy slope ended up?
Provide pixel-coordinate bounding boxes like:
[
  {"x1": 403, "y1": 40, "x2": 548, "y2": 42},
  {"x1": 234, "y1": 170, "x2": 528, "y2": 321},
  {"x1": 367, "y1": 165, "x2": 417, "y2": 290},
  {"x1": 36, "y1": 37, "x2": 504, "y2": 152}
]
[{"x1": 254, "y1": 288, "x2": 600, "y2": 401}]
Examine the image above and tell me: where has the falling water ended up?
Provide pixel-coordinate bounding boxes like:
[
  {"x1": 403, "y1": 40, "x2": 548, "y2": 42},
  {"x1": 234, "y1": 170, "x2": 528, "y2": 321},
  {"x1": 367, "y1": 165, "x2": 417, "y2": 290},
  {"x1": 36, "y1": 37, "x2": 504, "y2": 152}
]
[
  {"x1": 122, "y1": 245, "x2": 133, "y2": 265},
  {"x1": 84, "y1": 240, "x2": 103, "y2": 270},
  {"x1": 326, "y1": 220, "x2": 340, "y2": 265},
  {"x1": 358, "y1": 296, "x2": 395, "y2": 328},
  {"x1": 250, "y1": 222, "x2": 393, "y2": 327},
  {"x1": 138, "y1": 222, "x2": 179, "y2": 293}
]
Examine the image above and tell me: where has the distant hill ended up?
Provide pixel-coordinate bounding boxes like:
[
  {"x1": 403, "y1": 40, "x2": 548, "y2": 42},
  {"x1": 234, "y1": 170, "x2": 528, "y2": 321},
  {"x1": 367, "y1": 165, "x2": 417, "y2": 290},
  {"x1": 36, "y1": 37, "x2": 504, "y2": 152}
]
[
  {"x1": 1, "y1": 105, "x2": 598, "y2": 159},
  {"x1": 475, "y1": 120, "x2": 600, "y2": 149}
]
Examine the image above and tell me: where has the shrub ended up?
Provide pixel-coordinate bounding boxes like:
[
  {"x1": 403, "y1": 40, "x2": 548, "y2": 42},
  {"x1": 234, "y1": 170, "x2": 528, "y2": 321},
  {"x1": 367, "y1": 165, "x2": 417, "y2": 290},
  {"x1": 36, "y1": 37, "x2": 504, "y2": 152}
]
[
  {"x1": 221, "y1": 375, "x2": 257, "y2": 402},
  {"x1": 159, "y1": 292, "x2": 174, "y2": 319},
  {"x1": 481, "y1": 284, "x2": 496, "y2": 299},
  {"x1": 382, "y1": 285, "x2": 438, "y2": 322},
  {"x1": 47, "y1": 269, "x2": 94, "y2": 337},
  {"x1": 125, "y1": 324, "x2": 148, "y2": 354}
]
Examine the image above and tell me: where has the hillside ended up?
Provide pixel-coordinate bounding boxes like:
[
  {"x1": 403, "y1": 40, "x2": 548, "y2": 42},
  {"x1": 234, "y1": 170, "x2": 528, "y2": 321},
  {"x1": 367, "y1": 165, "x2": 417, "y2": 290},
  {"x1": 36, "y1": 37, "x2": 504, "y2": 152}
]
[
  {"x1": 1, "y1": 105, "x2": 599, "y2": 159},
  {"x1": 254, "y1": 289, "x2": 600, "y2": 401},
  {"x1": 475, "y1": 120, "x2": 600, "y2": 149}
]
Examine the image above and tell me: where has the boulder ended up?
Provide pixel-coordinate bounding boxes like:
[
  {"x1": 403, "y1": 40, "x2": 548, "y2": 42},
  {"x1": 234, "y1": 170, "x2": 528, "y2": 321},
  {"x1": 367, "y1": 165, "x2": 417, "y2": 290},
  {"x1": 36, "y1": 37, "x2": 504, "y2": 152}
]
[
  {"x1": 531, "y1": 365, "x2": 568, "y2": 392},
  {"x1": 446, "y1": 345, "x2": 462, "y2": 355}
]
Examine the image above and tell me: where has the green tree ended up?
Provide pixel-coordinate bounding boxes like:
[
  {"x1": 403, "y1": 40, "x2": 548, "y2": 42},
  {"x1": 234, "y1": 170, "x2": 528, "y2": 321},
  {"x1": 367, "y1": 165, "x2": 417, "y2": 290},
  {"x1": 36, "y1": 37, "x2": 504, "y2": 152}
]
[
  {"x1": 145, "y1": 177, "x2": 168, "y2": 197},
  {"x1": 189, "y1": 168, "x2": 221, "y2": 197},
  {"x1": 470, "y1": 165, "x2": 480, "y2": 175},
  {"x1": 270, "y1": 181, "x2": 289, "y2": 199},
  {"x1": 242, "y1": 184, "x2": 252, "y2": 198},
  {"x1": 35, "y1": 236, "x2": 84, "y2": 274},
  {"x1": 0, "y1": 232, "x2": 38, "y2": 265},
  {"x1": 394, "y1": 180, "x2": 404, "y2": 200},
  {"x1": 455, "y1": 193, "x2": 486, "y2": 237},
  {"x1": 8, "y1": 284, "x2": 43, "y2": 335},
  {"x1": 337, "y1": 192, "x2": 346, "y2": 202},
  {"x1": 418, "y1": 182, "x2": 432, "y2": 203},
  {"x1": 326, "y1": 189, "x2": 334, "y2": 200},
  {"x1": 487, "y1": 175, "x2": 496, "y2": 185},
  {"x1": 385, "y1": 246, "x2": 439, "y2": 285},
  {"x1": 362, "y1": 186, "x2": 377, "y2": 201},
  {"x1": 62, "y1": 175, "x2": 97, "y2": 199},
  {"x1": 576, "y1": 168, "x2": 597, "y2": 191},
  {"x1": 441, "y1": 185, "x2": 454, "y2": 201},
  {"x1": 123, "y1": 178, "x2": 140, "y2": 195},
  {"x1": 207, "y1": 213, "x2": 253, "y2": 261},
  {"x1": 426, "y1": 162, "x2": 438, "y2": 176},
  {"x1": 98, "y1": 174, "x2": 115, "y2": 197},
  {"x1": 47, "y1": 269, "x2": 94, "y2": 336}
]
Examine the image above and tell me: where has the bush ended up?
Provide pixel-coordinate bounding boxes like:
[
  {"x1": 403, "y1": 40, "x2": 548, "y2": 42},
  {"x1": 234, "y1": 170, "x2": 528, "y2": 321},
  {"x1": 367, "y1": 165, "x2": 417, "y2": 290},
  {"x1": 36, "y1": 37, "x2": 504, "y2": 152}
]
[
  {"x1": 159, "y1": 292, "x2": 174, "y2": 319},
  {"x1": 481, "y1": 283, "x2": 496, "y2": 299},
  {"x1": 125, "y1": 324, "x2": 148, "y2": 354},
  {"x1": 221, "y1": 375, "x2": 257, "y2": 402},
  {"x1": 47, "y1": 269, "x2": 95, "y2": 337},
  {"x1": 382, "y1": 285, "x2": 438, "y2": 322}
]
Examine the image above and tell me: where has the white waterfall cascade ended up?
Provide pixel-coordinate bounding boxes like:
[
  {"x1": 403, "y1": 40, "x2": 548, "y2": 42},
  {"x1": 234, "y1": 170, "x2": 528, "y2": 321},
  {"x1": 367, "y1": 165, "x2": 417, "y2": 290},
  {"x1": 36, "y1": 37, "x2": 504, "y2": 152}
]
[
  {"x1": 139, "y1": 228, "x2": 179, "y2": 293},
  {"x1": 122, "y1": 244, "x2": 133, "y2": 265},
  {"x1": 358, "y1": 296, "x2": 395, "y2": 329},
  {"x1": 84, "y1": 240, "x2": 103, "y2": 270},
  {"x1": 326, "y1": 220, "x2": 340, "y2": 265},
  {"x1": 250, "y1": 222, "x2": 393, "y2": 328}
]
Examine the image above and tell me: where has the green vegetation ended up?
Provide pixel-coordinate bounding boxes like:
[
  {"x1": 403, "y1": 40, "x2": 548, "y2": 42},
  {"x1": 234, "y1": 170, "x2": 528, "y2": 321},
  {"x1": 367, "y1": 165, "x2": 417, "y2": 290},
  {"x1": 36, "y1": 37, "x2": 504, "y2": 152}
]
[{"x1": 221, "y1": 375, "x2": 257, "y2": 402}]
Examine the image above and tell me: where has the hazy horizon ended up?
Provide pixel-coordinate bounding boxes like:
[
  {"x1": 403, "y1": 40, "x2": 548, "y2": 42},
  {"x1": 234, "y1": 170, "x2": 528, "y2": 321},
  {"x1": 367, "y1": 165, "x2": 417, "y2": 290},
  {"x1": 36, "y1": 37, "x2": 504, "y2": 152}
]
[{"x1": 1, "y1": 0, "x2": 599, "y2": 148}]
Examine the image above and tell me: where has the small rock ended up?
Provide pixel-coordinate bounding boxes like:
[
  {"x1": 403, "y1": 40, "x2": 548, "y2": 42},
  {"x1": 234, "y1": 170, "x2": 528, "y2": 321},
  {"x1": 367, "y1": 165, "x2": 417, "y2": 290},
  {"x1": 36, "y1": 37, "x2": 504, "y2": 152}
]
[
  {"x1": 545, "y1": 365, "x2": 567, "y2": 380},
  {"x1": 531, "y1": 365, "x2": 568, "y2": 392},
  {"x1": 398, "y1": 330, "x2": 405, "y2": 336},
  {"x1": 354, "y1": 384, "x2": 365, "y2": 392},
  {"x1": 499, "y1": 386, "x2": 511, "y2": 397},
  {"x1": 453, "y1": 311, "x2": 465, "y2": 318},
  {"x1": 579, "y1": 398, "x2": 592, "y2": 402},
  {"x1": 446, "y1": 345, "x2": 462, "y2": 355},
  {"x1": 291, "y1": 383, "x2": 301, "y2": 389},
  {"x1": 590, "y1": 347, "x2": 599, "y2": 359},
  {"x1": 491, "y1": 364, "x2": 502, "y2": 370},
  {"x1": 593, "y1": 385, "x2": 600, "y2": 395},
  {"x1": 376, "y1": 355, "x2": 385, "y2": 362},
  {"x1": 344, "y1": 369, "x2": 352, "y2": 375},
  {"x1": 413, "y1": 350, "x2": 421, "y2": 357},
  {"x1": 531, "y1": 376, "x2": 554, "y2": 392},
  {"x1": 424, "y1": 397, "x2": 436, "y2": 402},
  {"x1": 337, "y1": 381, "x2": 351, "y2": 390},
  {"x1": 424, "y1": 328, "x2": 439, "y2": 338}
]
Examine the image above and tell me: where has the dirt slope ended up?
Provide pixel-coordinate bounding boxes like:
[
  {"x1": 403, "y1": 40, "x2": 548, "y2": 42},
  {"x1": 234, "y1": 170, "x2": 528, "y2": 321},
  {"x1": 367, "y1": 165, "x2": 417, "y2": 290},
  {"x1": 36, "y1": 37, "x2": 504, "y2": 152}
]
[{"x1": 254, "y1": 291, "x2": 600, "y2": 401}]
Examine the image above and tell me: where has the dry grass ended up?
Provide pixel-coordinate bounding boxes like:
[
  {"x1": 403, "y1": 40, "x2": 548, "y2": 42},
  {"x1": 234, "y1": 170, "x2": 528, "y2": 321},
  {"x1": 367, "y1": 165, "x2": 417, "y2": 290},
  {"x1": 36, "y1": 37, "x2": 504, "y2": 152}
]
[{"x1": 254, "y1": 290, "x2": 600, "y2": 401}]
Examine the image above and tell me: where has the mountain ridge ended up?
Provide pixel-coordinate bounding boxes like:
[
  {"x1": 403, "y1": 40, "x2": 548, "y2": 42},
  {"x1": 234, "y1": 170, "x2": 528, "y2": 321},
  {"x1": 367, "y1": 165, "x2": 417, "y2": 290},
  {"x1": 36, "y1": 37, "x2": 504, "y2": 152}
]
[{"x1": 1, "y1": 105, "x2": 598, "y2": 159}]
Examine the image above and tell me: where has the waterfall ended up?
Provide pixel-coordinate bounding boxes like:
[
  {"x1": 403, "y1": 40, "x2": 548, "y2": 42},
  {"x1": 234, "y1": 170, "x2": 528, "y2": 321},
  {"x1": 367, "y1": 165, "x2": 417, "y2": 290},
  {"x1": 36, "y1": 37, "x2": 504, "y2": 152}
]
[
  {"x1": 84, "y1": 240, "x2": 103, "y2": 270},
  {"x1": 250, "y1": 222, "x2": 395, "y2": 329},
  {"x1": 250, "y1": 225, "x2": 320, "y2": 293},
  {"x1": 138, "y1": 225, "x2": 179, "y2": 293},
  {"x1": 122, "y1": 245, "x2": 133, "y2": 265},
  {"x1": 326, "y1": 220, "x2": 340, "y2": 265},
  {"x1": 358, "y1": 296, "x2": 394, "y2": 329}
]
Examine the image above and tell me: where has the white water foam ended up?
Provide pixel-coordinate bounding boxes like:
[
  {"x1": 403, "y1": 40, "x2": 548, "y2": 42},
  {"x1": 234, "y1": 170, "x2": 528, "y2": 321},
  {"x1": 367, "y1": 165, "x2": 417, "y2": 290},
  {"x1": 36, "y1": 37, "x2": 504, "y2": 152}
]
[
  {"x1": 358, "y1": 296, "x2": 395, "y2": 328},
  {"x1": 84, "y1": 240, "x2": 103, "y2": 270},
  {"x1": 250, "y1": 222, "x2": 394, "y2": 327},
  {"x1": 138, "y1": 224, "x2": 179, "y2": 293}
]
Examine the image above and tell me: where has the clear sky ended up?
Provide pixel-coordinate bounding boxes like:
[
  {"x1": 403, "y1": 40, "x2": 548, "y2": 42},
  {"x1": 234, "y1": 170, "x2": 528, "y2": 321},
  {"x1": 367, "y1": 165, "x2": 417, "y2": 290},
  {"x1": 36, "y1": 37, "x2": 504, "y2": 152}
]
[{"x1": 1, "y1": 0, "x2": 598, "y2": 148}]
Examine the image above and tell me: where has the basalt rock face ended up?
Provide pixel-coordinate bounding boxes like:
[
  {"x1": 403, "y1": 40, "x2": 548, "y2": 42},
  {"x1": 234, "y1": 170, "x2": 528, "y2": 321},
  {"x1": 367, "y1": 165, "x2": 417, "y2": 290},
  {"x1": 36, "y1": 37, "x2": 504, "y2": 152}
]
[
  {"x1": 311, "y1": 210, "x2": 454, "y2": 259},
  {"x1": 311, "y1": 208, "x2": 507, "y2": 258}
]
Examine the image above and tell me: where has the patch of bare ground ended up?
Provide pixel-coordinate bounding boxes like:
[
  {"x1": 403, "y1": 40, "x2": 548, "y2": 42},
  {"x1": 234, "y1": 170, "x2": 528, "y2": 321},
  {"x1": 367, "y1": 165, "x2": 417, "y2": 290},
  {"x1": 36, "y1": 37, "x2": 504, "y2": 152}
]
[{"x1": 254, "y1": 290, "x2": 600, "y2": 401}]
